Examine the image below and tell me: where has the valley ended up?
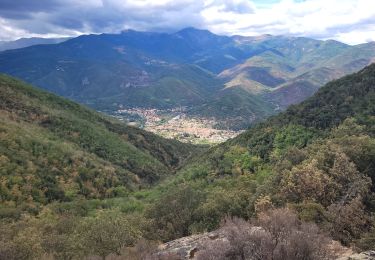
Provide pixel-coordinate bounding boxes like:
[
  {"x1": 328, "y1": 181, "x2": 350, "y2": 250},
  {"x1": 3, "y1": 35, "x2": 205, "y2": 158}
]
[
  {"x1": 1, "y1": 28, "x2": 374, "y2": 131},
  {"x1": 1, "y1": 25, "x2": 375, "y2": 260},
  {"x1": 1, "y1": 64, "x2": 374, "y2": 259},
  {"x1": 111, "y1": 107, "x2": 242, "y2": 144}
]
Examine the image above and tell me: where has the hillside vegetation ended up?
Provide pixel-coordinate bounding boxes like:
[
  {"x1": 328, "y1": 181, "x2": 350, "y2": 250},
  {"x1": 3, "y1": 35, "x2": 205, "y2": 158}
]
[
  {"x1": 163, "y1": 64, "x2": 375, "y2": 248},
  {"x1": 0, "y1": 64, "x2": 375, "y2": 259},
  {"x1": 0, "y1": 74, "x2": 200, "y2": 212}
]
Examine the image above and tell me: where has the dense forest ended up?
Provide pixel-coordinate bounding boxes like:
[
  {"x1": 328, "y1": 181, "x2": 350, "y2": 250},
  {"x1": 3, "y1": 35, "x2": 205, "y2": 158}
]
[{"x1": 0, "y1": 64, "x2": 375, "y2": 259}]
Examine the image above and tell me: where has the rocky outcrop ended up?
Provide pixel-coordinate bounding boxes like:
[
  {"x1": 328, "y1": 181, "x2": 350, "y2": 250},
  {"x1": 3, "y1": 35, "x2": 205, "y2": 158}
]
[
  {"x1": 337, "y1": 251, "x2": 375, "y2": 260},
  {"x1": 155, "y1": 229, "x2": 229, "y2": 259},
  {"x1": 155, "y1": 228, "x2": 373, "y2": 260}
]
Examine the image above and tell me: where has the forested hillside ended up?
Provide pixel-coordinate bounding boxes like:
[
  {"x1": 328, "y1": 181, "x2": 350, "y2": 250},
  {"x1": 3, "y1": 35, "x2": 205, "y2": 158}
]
[
  {"x1": 0, "y1": 74, "x2": 200, "y2": 212},
  {"x1": 0, "y1": 64, "x2": 374, "y2": 258},
  {"x1": 142, "y1": 64, "x2": 375, "y2": 256},
  {"x1": 167, "y1": 63, "x2": 375, "y2": 251}
]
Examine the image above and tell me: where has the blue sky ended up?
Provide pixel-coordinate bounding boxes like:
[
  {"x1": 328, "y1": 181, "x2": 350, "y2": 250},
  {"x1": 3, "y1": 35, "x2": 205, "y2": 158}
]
[
  {"x1": 0, "y1": 0, "x2": 374, "y2": 44},
  {"x1": 252, "y1": 0, "x2": 284, "y2": 8}
]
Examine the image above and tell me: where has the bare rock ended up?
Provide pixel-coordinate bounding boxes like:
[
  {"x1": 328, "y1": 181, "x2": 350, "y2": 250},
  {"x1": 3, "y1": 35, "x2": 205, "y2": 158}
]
[
  {"x1": 337, "y1": 251, "x2": 375, "y2": 260},
  {"x1": 155, "y1": 230, "x2": 228, "y2": 259}
]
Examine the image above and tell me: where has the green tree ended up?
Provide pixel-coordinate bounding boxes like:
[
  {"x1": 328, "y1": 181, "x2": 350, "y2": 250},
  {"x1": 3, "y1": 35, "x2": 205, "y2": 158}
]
[
  {"x1": 146, "y1": 184, "x2": 204, "y2": 242},
  {"x1": 74, "y1": 210, "x2": 143, "y2": 259}
]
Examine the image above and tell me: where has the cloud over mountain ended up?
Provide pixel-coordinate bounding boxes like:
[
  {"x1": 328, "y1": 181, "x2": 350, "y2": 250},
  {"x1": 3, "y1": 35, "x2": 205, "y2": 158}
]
[{"x1": 0, "y1": 0, "x2": 374, "y2": 44}]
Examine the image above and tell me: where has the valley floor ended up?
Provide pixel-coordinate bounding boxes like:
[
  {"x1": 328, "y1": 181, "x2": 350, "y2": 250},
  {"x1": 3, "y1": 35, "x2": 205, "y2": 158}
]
[{"x1": 110, "y1": 107, "x2": 243, "y2": 144}]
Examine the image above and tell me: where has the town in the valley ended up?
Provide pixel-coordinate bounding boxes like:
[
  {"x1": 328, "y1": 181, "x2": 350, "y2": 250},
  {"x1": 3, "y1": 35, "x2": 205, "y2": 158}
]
[{"x1": 111, "y1": 107, "x2": 242, "y2": 144}]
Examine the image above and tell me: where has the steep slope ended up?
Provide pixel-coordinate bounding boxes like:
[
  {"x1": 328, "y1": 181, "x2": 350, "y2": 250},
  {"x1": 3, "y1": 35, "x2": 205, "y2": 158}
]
[
  {"x1": 154, "y1": 63, "x2": 375, "y2": 251},
  {"x1": 191, "y1": 87, "x2": 275, "y2": 130},
  {"x1": 1, "y1": 65, "x2": 374, "y2": 259},
  {"x1": 0, "y1": 30, "x2": 225, "y2": 111},
  {"x1": 186, "y1": 63, "x2": 375, "y2": 171},
  {"x1": 223, "y1": 37, "x2": 375, "y2": 108},
  {"x1": 0, "y1": 74, "x2": 200, "y2": 207}
]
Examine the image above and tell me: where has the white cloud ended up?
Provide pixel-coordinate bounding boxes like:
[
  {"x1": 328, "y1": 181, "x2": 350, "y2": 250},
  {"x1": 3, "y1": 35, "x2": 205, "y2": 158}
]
[
  {"x1": 334, "y1": 27, "x2": 375, "y2": 44},
  {"x1": 0, "y1": 0, "x2": 374, "y2": 44},
  {"x1": 202, "y1": 0, "x2": 375, "y2": 44}
]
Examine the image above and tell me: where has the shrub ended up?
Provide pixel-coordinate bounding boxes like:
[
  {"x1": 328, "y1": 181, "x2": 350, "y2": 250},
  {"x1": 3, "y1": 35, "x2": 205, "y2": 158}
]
[
  {"x1": 145, "y1": 184, "x2": 205, "y2": 241},
  {"x1": 197, "y1": 208, "x2": 334, "y2": 260}
]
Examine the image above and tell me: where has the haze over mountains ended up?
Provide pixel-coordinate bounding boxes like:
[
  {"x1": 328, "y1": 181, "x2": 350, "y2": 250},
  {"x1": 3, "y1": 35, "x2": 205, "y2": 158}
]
[
  {"x1": 1, "y1": 28, "x2": 374, "y2": 129},
  {"x1": 0, "y1": 37, "x2": 70, "y2": 52}
]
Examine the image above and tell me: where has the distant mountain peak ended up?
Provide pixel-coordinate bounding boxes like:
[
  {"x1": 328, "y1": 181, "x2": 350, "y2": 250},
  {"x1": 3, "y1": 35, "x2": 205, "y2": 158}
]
[
  {"x1": 121, "y1": 28, "x2": 138, "y2": 33},
  {"x1": 0, "y1": 37, "x2": 70, "y2": 52},
  {"x1": 175, "y1": 27, "x2": 214, "y2": 35}
]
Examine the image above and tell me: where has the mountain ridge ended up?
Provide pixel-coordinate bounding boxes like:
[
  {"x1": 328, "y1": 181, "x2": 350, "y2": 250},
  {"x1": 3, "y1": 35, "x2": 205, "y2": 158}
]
[
  {"x1": 0, "y1": 37, "x2": 71, "y2": 52},
  {"x1": 0, "y1": 62, "x2": 374, "y2": 259},
  {"x1": 0, "y1": 28, "x2": 374, "y2": 129}
]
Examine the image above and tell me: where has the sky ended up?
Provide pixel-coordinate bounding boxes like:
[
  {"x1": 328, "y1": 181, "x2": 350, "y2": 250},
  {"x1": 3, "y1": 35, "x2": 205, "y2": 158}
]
[{"x1": 0, "y1": 0, "x2": 374, "y2": 45}]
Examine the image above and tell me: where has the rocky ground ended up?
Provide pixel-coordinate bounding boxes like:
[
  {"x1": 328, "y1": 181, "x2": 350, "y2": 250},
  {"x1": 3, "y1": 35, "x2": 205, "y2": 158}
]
[
  {"x1": 155, "y1": 229, "x2": 228, "y2": 259},
  {"x1": 155, "y1": 229, "x2": 374, "y2": 260},
  {"x1": 337, "y1": 251, "x2": 375, "y2": 260}
]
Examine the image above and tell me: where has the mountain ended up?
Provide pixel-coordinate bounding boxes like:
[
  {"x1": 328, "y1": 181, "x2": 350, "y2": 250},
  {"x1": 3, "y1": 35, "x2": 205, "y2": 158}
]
[
  {"x1": 154, "y1": 63, "x2": 375, "y2": 252},
  {"x1": 0, "y1": 37, "x2": 70, "y2": 52},
  {"x1": 1, "y1": 65, "x2": 374, "y2": 259},
  {"x1": 222, "y1": 36, "x2": 375, "y2": 109},
  {"x1": 0, "y1": 74, "x2": 200, "y2": 208},
  {"x1": 0, "y1": 30, "x2": 225, "y2": 109},
  {"x1": 183, "y1": 63, "x2": 375, "y2": 174},
  {"x1": 0, "y1": 28, "x2": 374, "y2": 129}
]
